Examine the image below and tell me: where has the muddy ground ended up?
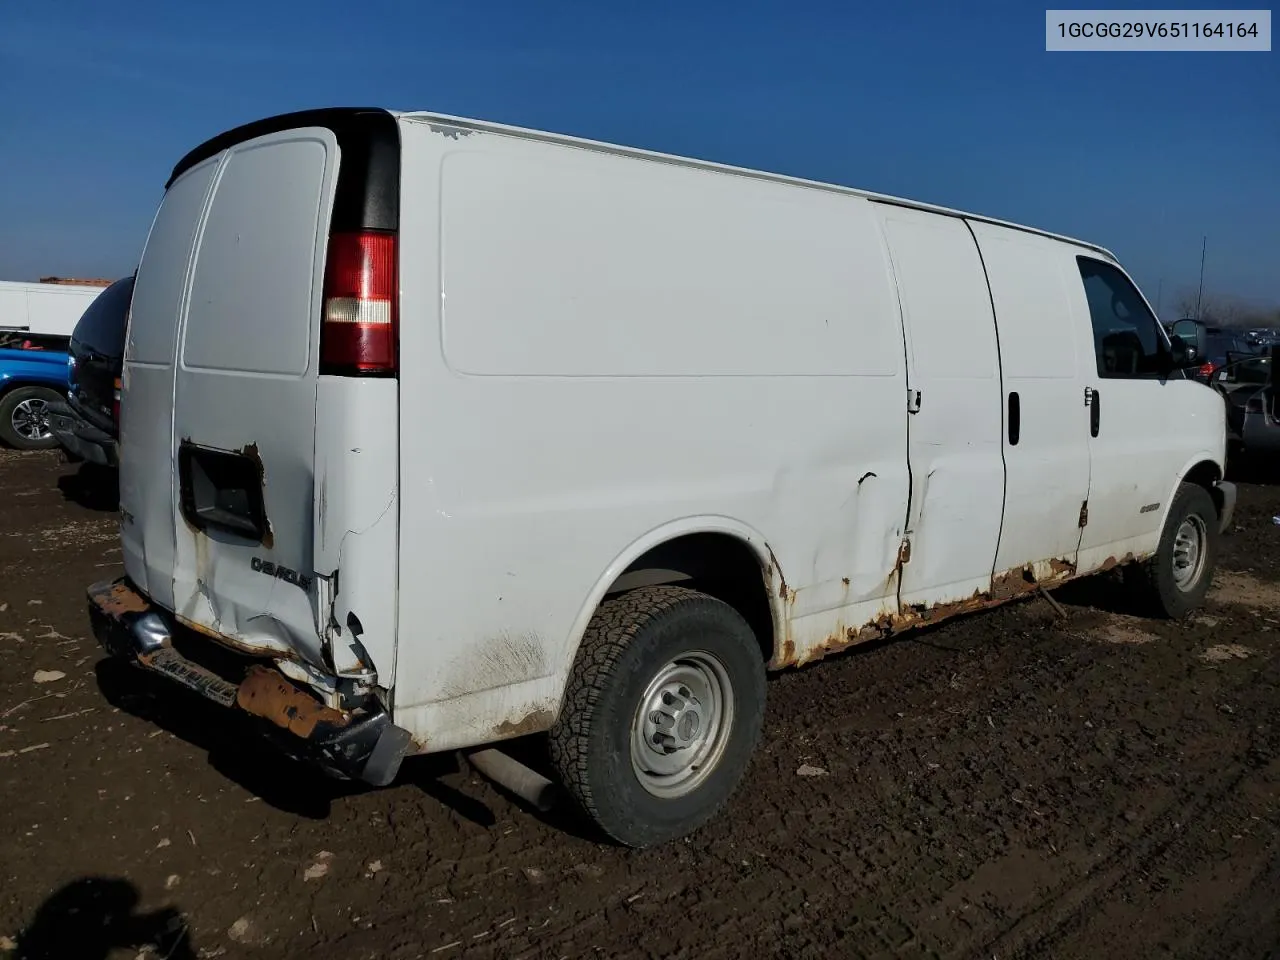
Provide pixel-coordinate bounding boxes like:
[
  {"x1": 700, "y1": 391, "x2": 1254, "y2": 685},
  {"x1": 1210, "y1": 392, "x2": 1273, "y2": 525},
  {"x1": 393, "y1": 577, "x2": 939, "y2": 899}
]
[{"x1": 0, "y1": 449, "x2": 1277, "y2": 960}]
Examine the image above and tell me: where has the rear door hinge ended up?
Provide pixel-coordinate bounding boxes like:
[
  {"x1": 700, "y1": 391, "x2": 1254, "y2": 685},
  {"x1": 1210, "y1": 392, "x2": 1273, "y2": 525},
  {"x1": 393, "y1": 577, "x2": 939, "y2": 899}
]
[
  {"x1": 1078, "y1": 500, "x2": 1089, "y2": 527},
  {"x1": 906, "y1": 388, "x2": 922, "y2": 414}
]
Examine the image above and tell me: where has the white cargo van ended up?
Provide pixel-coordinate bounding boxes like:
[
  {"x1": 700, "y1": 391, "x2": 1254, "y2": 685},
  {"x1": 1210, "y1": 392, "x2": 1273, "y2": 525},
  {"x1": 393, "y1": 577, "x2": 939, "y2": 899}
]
[{"x1": 89, "y1": 108, "x2": 1234, "y2": 848}]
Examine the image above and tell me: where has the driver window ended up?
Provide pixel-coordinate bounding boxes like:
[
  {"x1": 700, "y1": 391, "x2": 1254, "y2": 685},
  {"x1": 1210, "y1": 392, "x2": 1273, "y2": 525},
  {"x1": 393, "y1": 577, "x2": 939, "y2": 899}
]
[{"x1": 1076, "y1": 257, "x2": 1165, "y2": 379}]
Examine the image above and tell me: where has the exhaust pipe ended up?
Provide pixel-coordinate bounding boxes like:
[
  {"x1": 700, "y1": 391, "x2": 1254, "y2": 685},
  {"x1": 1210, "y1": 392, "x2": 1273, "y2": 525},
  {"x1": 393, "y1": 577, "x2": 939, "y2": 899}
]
[{"x1": 465, "y1": 748, "x2": 560, "y2": 812}]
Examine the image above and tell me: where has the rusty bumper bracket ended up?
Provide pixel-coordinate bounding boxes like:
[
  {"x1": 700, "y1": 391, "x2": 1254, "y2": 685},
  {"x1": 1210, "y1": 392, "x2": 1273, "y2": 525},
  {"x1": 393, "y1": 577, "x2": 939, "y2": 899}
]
[{"x1": 86, "y1": 578, "x2": 413, "y2": 787}]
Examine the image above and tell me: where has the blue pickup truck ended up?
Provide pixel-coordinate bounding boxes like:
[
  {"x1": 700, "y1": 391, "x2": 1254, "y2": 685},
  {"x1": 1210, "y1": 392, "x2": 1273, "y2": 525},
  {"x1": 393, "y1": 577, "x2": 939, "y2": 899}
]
[{"x1": 0, "y1": 337, "x2": 71, "y2": 450}]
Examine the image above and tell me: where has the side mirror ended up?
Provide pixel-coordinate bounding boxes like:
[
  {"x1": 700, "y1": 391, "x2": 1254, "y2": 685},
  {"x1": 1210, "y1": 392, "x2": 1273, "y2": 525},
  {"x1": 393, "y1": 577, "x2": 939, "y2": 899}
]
[{"x1": 1167, "y1": 334, "x2": 1197, "y2": 368}]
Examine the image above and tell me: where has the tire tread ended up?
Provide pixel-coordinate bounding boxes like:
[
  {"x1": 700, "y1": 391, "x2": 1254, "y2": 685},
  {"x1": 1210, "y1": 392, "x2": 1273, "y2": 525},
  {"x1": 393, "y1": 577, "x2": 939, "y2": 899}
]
[{"x1": 549, "y1": 585, "x2": 702, "y2": 831}]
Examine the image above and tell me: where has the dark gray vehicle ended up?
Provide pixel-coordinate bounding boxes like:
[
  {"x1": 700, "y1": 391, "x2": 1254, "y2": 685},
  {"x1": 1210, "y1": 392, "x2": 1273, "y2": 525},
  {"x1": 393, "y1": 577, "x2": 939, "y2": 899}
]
[
  {"x1": 48, "y1": 275, "x2": 133, "y2": 466},
  {"x1": 1168, "y1": 318, "x2": 1258, "y2": 382},
  {"x1": 1213, "y1": 346, "x2": 1280, "y2": 459}
]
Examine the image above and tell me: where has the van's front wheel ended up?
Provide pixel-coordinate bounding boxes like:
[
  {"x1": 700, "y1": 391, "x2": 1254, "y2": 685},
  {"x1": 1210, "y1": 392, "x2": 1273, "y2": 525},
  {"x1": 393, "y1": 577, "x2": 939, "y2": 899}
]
[
  {"x1": 549, "y1": 585, "x2": 766, "y2": 848},
  {"x1": 1125, "y1": 482, "x2": 1219, "y2": 618}
]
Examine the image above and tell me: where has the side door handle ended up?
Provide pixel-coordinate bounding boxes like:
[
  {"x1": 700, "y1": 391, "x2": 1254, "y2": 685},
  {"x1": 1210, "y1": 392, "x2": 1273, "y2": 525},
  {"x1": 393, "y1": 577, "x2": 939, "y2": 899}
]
[
  {"x1": 1007, "y1": 391, "x2": 1020, "y2": 446},
  {"x1": 1089, "y1": 387, "x2": 1101, "y2": 437}
]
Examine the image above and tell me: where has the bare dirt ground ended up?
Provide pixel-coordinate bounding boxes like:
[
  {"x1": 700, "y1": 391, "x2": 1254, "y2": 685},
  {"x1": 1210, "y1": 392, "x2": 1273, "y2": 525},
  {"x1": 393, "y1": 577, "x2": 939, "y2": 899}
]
[{"x1": 1, "y1": 449, "x2": 1278, "y2": 960}]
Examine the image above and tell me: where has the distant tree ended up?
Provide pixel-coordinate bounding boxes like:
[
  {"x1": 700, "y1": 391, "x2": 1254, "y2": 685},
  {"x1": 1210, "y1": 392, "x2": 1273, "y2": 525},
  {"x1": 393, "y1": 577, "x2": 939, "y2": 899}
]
[
  {"x1": 1170, "y1": 288, "x2": 1279, "y2": 329},
  {"x1": 1172, "y1": 289, "x2": 1200, "y2": 319}
]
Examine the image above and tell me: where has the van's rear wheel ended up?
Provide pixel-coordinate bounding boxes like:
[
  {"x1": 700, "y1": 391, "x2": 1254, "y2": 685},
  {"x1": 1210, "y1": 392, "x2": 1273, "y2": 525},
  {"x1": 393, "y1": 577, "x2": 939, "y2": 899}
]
[
  {"x1": 1124, "y1": 482, "x2": 1219, "y2": 618},
  {"x1": 0, "y1": 387, "x2": 63, "y2": 450},
  {"x1": 549, "y1": 585, "x2": 766, "y2": 848}
]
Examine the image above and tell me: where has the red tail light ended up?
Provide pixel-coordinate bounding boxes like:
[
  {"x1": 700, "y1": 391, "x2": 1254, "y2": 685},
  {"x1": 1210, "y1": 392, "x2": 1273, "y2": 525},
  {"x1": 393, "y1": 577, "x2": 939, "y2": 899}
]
[
  {"x1": 320, "y1": 231, "x2": 398, "y2": 375},
  {"x1": 112, "y1": 377, "x2": 122, "y2": 425},
  {"x1": 1198, "y1": 361, "x2": 1216, "y2": 378}
]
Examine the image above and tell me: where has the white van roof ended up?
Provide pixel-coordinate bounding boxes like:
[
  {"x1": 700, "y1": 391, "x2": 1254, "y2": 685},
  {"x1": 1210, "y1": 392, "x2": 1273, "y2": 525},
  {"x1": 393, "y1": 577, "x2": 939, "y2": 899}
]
[{"x1": 394, "y1": 110, "x2": 1118, "y2": 261}]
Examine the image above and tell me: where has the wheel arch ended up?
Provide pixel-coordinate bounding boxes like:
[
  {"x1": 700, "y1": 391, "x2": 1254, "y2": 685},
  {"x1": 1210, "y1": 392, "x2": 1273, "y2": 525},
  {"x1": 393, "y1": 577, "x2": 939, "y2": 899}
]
[
  {"x1": 0, "y1": 375, "x2": 68, "y2": 399},
  {"x1": 1173, "y1": 453, "x2": 1226, "y2": 526},
  {"x1": 555, "y1": 517, "x2": 785, "y2": 708}
]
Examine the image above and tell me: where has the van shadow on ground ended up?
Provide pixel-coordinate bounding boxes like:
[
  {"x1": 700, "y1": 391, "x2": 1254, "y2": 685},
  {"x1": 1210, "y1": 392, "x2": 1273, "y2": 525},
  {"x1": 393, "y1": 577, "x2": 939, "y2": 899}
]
[
  {"x1": 56, "y1": 463, "x2": 118, "y2": 513},
  {"x1": 94, "y1": 657, "x2": 362, "y2": 819},
  {"x1": 92, "y1": 658, "x2": 593, "y2": 837},
  {"x1": 1050, "y1": 568, "x2": 1148, "y2": 617},
  {"x1": 7, "y1": 876, "x2": 194, "y2": 960},
  {"x1": 1226, "y1": 452, "x2": 1280, "y2": 487}
]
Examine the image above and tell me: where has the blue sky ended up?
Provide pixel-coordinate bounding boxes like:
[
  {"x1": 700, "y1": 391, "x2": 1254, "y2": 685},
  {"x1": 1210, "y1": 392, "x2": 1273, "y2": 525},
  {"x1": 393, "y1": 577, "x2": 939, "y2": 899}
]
[{"x1": 2, "y1": 0, "x2": 1276, "y2": 314}]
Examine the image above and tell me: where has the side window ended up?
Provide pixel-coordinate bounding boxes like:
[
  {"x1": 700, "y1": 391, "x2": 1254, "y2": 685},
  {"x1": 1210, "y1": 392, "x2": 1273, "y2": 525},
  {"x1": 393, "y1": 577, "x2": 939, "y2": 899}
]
[{"x1": 1076, "y1": 257, "x2": 1165, "y2": 378}]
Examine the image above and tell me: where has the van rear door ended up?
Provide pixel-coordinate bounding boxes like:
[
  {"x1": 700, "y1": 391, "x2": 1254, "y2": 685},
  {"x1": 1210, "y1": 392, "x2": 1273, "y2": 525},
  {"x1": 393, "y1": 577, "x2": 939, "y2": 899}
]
[
  {"x1": 170, "y1": 127, "x2": 337, "y2": 666},
  {"x1": 120, "y1": 110, "x2": 402, "y2": 676}
]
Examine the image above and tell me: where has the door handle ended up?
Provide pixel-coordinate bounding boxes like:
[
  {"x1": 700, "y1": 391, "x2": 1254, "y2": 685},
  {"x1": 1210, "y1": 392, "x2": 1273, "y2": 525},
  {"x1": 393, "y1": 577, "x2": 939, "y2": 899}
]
[
  {"x1": 1008, "y1": 391, "x2": 1020, "y2": 446},
  {"x1": 1090, "y1": 387, "x2": 1101, "y2": 437}
]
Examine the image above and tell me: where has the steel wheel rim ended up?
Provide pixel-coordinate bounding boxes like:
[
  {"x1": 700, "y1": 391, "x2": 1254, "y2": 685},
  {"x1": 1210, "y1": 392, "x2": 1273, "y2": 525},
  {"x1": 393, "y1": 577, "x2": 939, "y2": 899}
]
[
  {"x1": 630, "y1": 651, "x2": 734, "y2": 800},
  {"x1": 1172, "y1": 515, "x2": 1207, "y2": 591},
  {"x1": 12, "y1": 398, "x2": 52, "y2": 442}
]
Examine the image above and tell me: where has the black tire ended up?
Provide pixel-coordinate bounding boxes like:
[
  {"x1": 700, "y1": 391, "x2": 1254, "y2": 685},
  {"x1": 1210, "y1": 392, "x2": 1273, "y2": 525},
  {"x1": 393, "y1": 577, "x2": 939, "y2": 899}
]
[
  {"x1": 549, "y1": 585, "x2": 766, "y2": 848},
  {"x1": 0, "y1": 386, "x2": 63, "y2": 450},
  {"x1": 1124, "y1": 482, "x2": 1219, "y2": 619}
]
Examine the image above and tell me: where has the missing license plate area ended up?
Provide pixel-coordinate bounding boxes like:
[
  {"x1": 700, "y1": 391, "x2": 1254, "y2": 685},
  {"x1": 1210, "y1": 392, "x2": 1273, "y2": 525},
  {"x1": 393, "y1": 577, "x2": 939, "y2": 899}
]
[{"x1": 178, "y1": 441, "x2": 269, "y2": 542}]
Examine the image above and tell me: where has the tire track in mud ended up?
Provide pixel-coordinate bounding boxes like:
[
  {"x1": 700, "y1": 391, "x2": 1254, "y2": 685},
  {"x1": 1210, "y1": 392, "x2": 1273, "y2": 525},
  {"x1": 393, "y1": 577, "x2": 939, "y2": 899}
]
[
  {"x1": 1179, "y1": 847, "x2": 1280, "y2": 960},
  {"x1": 969, "y1": 753, "x2": 1277, "y2": 960}
]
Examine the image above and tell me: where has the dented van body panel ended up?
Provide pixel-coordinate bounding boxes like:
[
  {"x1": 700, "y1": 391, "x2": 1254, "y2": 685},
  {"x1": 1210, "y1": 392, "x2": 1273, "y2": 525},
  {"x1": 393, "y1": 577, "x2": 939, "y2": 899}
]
[
  {"x1": 313, "y1": 376, "x2": 400, "y2": 683},
  {"x1": 121, "y1": 126, "x2": 342, "y2": 671}
]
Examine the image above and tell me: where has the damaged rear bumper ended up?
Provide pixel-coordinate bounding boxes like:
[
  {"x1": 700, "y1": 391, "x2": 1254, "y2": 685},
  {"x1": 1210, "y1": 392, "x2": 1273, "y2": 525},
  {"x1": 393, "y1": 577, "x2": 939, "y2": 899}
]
[
  {"x1": 47, "y1": 400, "x2": 118, "y2": 467},
  {"x1": 86, "y1": 578, "x2": 413, "y2": 787}
]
